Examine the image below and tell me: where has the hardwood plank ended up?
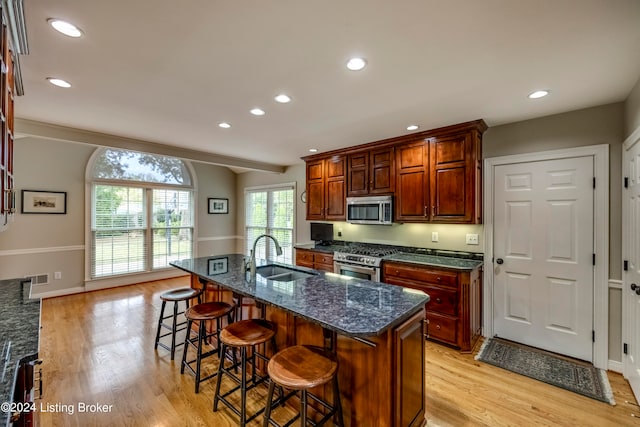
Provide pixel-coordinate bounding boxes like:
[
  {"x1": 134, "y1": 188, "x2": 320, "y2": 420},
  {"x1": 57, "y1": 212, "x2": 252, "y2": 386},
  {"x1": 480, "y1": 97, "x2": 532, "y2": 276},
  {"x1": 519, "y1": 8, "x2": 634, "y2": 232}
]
[
  {"x1": 39, "y1": 277, "x2": 638, "y2": 426},
  {"x1": 425, "y1": 340, "x2": 638, "y2": 427}
]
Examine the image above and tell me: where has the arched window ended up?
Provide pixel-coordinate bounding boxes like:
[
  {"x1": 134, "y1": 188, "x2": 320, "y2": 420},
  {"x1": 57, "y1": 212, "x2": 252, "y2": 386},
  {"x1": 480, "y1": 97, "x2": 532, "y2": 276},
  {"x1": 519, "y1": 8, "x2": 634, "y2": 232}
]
[{"x1": 89, "y1": 148, "x2": 194, "y2": 278}]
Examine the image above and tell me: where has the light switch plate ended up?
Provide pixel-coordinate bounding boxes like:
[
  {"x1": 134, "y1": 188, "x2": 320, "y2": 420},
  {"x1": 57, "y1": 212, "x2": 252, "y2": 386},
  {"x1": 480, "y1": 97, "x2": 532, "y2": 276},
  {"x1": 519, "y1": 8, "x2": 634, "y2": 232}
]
[
  {"x1": 466, "y1": 234, "x2": 479, "y2": 245},
  {"x1": 431, "y1": 231, "x2": 439, "y2": 242}
]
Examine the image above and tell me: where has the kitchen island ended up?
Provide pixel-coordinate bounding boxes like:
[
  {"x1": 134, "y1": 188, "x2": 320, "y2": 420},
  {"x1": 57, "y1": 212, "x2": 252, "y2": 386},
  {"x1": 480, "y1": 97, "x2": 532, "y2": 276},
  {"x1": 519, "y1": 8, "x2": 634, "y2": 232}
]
[
  {"x1": 171, "y1": 254, "x2": 430, "y2": 427},
  {"x1": 0, "y1": 279, "x2": 41, "y2": 427}
]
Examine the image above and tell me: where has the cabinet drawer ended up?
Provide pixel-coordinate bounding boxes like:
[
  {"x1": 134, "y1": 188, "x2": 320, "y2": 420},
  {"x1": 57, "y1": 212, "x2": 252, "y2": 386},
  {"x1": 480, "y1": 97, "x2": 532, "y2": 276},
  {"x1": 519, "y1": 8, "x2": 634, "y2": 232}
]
[
  {"x1": 295, "y1": 249, "x2": 314, "y2": 264},
  {"x1": 383, "y1": 263, "x2": 458, "y2": 288},
  {"x1": 314, "y1": 253, "x2": 334, "y2": 266},
  {"x1": 426, "y1": 312, "x2": 457, "y2": 345},
  {"x1": 424, "y1": 286, "x2": 457, "y2": 316}
]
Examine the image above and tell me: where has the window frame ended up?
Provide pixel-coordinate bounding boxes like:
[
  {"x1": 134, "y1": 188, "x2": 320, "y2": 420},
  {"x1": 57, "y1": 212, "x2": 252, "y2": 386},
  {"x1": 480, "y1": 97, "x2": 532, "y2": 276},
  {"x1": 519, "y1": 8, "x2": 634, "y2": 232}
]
[
  {"x1": 244, "y1": 182, "x2": 296, "y2": 265},
  {"x1": 85, "y1": 148, "x2": 197, "y2": 284}
]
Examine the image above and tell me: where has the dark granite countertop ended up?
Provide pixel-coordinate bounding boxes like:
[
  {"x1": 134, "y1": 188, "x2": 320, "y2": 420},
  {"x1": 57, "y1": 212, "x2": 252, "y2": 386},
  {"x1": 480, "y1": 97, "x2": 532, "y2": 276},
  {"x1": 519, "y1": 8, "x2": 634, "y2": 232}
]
[
  {"x1": 295, "y1": 241, "x2": 483, "y2": 270},
  {"x1": 383, "y1": 252, "x2": 483, "y2": 270},
  {"x1": 0, "y1": 279, "x2": 41, "y2": 424},
  {"x1": 171, "y1": 254, "x2": 429, "y2": 338}
]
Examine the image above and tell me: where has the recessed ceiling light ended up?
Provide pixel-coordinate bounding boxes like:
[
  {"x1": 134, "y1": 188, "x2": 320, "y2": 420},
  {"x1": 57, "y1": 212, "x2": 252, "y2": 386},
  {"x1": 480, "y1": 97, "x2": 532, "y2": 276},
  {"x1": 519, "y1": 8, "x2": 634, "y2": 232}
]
[
  {"x1": 218, "y1": 122, "x2": 231, "y2": 129},
  {"x1": 309, "y1": 148, "x2": 318, "y2": 153},
  {"x1": 47, "y1": 77, "x2": 71, "y2": 88},
  {"x1": 250, "y1": 108, "x2": 266, "y2": 116},
  {"x1": 406, "y1": 125, "x2": 419, "y2": 131},
  {"x1": 528, "y1": 90, "x2": 549, "y2": 99},
  {"x1": 346, "y1": 57, "x2": 367, "y2": 71},
  {"x1": 48, "y1": 19, "x2": 83, "y2": 38},
  {"x1": 274, "y1": 94, "x2": 291, "y2": 103}
]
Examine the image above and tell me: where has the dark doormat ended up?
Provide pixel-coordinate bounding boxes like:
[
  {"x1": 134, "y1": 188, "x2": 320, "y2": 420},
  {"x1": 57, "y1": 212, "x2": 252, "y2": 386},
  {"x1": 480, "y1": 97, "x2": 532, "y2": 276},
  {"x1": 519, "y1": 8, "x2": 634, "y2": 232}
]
[{"x1": 475, "y1": 337, "x2": 615, "y2": 405}]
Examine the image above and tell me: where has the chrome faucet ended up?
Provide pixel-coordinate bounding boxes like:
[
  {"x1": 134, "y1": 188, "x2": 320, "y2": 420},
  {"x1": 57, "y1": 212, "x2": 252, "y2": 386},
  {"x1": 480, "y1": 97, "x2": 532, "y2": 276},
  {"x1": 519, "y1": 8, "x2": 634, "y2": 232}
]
[{"x1": 247, "y1": 234, "x2": 283, "y2": 280}]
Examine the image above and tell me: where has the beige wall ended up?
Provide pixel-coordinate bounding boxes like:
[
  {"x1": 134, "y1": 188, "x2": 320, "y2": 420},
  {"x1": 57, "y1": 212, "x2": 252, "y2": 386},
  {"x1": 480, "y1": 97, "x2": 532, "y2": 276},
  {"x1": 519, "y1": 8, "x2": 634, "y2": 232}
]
[
  {"x1": 191, "y1": 161, "x2": 238, "y2": 256},
  {"x1": 0, "y1": 137, "x2": 93, "y2": 293},
  {"x1": 0, "y1": 137, "x2": 237, "y2": 296},
  {"x1": 625, "y1": 76, "x2": 640, "y2": 138}
]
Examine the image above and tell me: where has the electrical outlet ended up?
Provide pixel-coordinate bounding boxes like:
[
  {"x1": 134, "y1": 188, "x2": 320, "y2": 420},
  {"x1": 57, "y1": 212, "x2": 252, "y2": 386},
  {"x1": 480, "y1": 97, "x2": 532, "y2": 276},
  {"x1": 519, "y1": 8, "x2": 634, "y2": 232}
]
[
  {"x1": 54, "y1": 271, "x2": 62, "y2": 280},
  {"x1": 431, "y1": 232, "x2": 439, "y2": 242},
  {"x1": 466, "y1": 234, "x2": 479, "y2": 245}
]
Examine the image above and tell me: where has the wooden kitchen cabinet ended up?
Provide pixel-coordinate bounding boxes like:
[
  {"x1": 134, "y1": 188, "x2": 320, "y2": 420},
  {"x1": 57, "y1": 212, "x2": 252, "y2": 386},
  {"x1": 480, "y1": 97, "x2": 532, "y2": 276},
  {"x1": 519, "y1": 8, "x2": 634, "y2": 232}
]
[
  {"x1": 306, "y1": 155, "x2": 346, "y2": 221},
  {"x1": 0, "y1": 13, "x2": 16, "y2": 232},
  {"x1": 382, "y1": 260, "x2": 482, "y2": 352},
  {"x1": 295, "y1": 248, "x2": 334, "y2": 272},
  {"x1": 347, "y1": 146, "x2": 395, "y2": 196},
  {"x1": 395, "y1": 140, "x2": 430, "y2": 221},
  {"x1": 395, "y1": 121, "x2": 486, "y2": 224}
]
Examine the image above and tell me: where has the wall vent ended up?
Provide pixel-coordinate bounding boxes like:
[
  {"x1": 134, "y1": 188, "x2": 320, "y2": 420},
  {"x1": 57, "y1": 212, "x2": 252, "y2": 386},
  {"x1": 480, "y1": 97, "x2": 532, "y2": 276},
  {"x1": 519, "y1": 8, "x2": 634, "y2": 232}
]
[{"x1": 25, "y1": 274, "x2": 49, "y2": 286}]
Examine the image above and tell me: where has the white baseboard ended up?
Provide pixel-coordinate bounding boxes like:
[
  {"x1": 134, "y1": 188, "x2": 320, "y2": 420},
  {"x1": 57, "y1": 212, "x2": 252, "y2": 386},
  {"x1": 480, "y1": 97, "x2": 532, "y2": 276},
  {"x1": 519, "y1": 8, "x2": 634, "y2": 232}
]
[
  {"x1": 608, "y1": 360, "x2": 623, "y2": 373},
  {"x1": 32, "y1": 286, "x2": 86, "y2": 299}
]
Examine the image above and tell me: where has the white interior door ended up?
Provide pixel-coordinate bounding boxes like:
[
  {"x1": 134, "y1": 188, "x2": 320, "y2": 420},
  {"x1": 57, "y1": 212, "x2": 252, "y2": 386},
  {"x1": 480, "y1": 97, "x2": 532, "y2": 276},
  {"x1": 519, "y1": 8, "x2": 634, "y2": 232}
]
[
  {"x1": 493, "y1": 156, "x2": 594, "y2": 361},
  {"x1": 623, "y1": 138, "x2": 640, "y2": 400}
]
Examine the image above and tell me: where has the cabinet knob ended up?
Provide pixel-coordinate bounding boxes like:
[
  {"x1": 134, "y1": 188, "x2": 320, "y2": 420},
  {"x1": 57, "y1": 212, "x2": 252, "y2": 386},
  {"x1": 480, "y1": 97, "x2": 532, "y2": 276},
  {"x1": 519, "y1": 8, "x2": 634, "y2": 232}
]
[
  {"x1": 424, "y1": 206, "x2": 428, "y2": 217},
  {"x1": 435, "y1": 324, "x2": 441, "y2": 330},
  {"x1": 436, "y1": 276, "x2": 441, "y2": 281},
  {"x1": 436, "y1": 298, "x2": 442, "y2": 304}
]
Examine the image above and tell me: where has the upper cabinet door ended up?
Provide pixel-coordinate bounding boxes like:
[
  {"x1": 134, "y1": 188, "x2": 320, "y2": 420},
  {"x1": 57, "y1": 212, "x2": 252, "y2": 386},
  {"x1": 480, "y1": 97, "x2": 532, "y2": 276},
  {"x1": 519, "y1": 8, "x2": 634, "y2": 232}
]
[
  {"x1": 306, "y1": 160, "x2": 325, "y2": 220},
  {"x1": 324, "y1": 155, "x2": 346, "y2": 220},
  {"x1": 395, "y1": 140, "x2": 429, "y2": 222},
  {"x1": 347, "y1": 147, "x2": 394, "y2": 197},
  {"x1": 429, "y1": 134, "x2": 470, "y2": 222},
  {"x1": 369, "y1": 146, "x2": 395, "y2": 195},
  {"x1": 429, "y1": 132, "x2": 481, "y2": 223},
  {"x1": 305, "y1": 156, "x2": 346, "y2": 221},
  {"x1": 347, "y1": 152, "x2": 369, "y2": 196}
]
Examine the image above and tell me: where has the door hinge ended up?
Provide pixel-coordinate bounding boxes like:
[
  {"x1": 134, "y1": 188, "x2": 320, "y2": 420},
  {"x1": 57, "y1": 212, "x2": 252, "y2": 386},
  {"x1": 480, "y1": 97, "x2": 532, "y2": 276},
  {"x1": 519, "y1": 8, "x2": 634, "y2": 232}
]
[
  {"x1": 593, "y1": 177, "x2": 596, "y2": 189},
  {"x1": 592, "y1": 253, "x2": 596, "y2": 265},
  {"x1": 624, "y1": 343, "x2": 628, "y2": 354},
  {"x1": 592, "y1": 330, "x2": 595, "y2": 342},
  {"x1": 625, "y1": 177, "x2": 629, "y2": 188},
  {"x1": 624, "y1": 260, "x2": 629, "y2": 271}
]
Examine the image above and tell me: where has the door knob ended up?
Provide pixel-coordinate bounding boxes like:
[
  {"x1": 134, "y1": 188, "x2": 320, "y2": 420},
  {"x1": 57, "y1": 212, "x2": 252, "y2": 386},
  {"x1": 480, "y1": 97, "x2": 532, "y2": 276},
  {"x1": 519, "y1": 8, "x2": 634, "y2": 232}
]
[
  {"x1": 636, "y1": 288, "x2": 640, "y2": 296},
  {"x1": 632, "y1": 283, "x2": 638, "y2": 291},
  {"x1": 496, "y1": 258, "x2": 504, "y2": 265}
]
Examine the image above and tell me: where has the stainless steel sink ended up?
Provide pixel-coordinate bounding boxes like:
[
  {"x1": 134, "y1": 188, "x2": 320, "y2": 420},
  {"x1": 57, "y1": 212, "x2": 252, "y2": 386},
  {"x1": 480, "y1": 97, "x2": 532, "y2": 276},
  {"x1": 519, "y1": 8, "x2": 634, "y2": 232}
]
[{"x1": 256, "y1": 265, "x2": 315, "y2": 281}]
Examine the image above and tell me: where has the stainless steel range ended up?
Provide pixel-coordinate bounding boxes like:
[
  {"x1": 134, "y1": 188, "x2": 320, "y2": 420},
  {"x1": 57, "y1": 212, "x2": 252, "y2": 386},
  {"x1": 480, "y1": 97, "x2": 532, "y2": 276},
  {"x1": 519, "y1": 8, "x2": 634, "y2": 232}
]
[{"x1": 333, "y1": 247, "x2": 399, "y2": 282}]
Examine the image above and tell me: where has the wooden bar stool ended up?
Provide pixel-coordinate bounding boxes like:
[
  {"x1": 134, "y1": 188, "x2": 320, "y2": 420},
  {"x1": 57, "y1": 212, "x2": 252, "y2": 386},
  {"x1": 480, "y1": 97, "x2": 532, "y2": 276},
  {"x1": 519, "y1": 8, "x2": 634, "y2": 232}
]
[
  {"x1": 213, "y1": 318, "x2": 277, "y2": 426},
  {"x1": 263, "y1": 345, "x2": 344, "y2": 427},
  {"x1": 180, "y1": 301, "x2": 235, "y2": 393},
  {"x1": 154, "y1": 287, "x2": 203, "y2": 360}
]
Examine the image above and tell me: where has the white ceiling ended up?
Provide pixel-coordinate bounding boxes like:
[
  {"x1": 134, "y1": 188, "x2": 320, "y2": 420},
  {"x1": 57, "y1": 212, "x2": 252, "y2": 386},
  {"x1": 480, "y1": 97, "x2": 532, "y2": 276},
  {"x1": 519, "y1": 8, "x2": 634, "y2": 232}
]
[{"x1": 15, "y1": 0, "x2": 640, "y2": 169}]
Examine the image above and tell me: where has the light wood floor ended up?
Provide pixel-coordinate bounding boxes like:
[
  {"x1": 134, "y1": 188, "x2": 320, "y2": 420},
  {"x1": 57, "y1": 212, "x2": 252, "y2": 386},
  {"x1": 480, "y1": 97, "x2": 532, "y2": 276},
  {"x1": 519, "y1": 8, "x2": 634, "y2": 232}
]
[{"x1": 38, "y1": 276, "x2": 638, "y2": 426}]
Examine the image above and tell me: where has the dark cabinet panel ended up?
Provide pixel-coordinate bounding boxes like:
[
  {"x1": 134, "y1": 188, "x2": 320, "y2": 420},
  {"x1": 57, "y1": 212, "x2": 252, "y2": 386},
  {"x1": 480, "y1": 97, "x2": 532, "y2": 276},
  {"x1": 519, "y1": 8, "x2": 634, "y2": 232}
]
[
  {"x1": 305, "y1": 157, "x2": 345, "y2": 221},
  {"x1": 383, "y1": 261, "x2": 481, "y2": 352}
]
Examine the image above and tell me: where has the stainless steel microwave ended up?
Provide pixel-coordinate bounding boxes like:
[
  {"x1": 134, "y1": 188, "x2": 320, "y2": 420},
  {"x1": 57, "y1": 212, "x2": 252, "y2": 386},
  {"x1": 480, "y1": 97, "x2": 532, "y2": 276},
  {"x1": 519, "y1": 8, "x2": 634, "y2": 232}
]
[{"x1": 346, "y1": 195, "x2": 393, "y2": 225}]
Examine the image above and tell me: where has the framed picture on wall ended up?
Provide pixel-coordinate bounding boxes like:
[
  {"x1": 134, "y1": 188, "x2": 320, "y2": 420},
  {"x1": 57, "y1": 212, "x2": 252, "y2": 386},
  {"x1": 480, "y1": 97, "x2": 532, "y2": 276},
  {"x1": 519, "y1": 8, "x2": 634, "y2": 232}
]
[
  {"x1": 208, "y1": 198, "x2": 228, "y2": 214},
  {"x1": 21, "y1": 190, "x2": 67, "y2": 214}
]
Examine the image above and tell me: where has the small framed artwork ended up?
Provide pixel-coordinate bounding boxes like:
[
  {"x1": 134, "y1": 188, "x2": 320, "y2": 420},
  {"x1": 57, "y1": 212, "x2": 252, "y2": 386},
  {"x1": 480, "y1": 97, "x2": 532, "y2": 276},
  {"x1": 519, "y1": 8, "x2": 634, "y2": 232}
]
[
  {"x1": 21, "y1": 190, "x2": 67, "y2": 214},
  {"x1": 208, "y1": 257, "x2": 229, "y2": 275},
  {"x1": 208, "y1": 198, "x2": 229, "y2": 214}
]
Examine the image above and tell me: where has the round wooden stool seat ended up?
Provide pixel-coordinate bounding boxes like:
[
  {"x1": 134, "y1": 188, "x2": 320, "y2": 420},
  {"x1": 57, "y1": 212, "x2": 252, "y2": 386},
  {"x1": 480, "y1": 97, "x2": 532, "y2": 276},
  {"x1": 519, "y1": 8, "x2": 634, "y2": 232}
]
[
  {"x1": 268, "y1": 345, "x2": 338, "y2": 389},
  {"x1": 185, "y1": 301, "x2": 234, "y2": 321},
  {"x1": 160, "y1": 287, "x2": 203, "y2": 302},
  {"x1": 220, "y1": 318, "x2": 276, "y2": 347}
]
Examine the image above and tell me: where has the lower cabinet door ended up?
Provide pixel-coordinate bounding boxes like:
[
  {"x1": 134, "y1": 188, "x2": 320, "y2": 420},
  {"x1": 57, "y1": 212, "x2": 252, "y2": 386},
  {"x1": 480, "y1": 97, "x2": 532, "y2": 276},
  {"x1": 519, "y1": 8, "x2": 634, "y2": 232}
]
[{"x1": 426, "y1": 311, "x2": 458, "y2": 345}]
